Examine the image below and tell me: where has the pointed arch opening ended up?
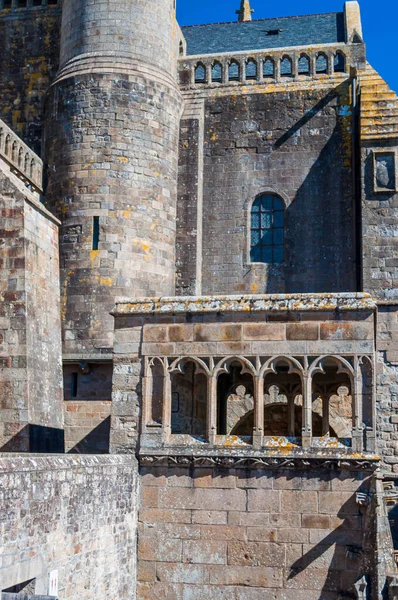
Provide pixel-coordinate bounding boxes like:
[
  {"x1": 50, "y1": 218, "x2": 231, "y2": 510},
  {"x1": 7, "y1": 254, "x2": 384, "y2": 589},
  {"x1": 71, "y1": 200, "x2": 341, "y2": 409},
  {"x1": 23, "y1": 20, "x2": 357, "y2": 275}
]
[
  {"x1": 216, "y1": 358, "x2": 254, "y2": 442},
  {"x1": 246, "y1": 58, "x2": 257, "y2": 81},
  {"x1": 298, "y1": 54, "x2": 310, "y2": 75},
  {"x1": 228, "y1": 60, "x2": 240, "y2": 82},
  {"x1": 194, "y1": 63, "x2": 206, "y2": 84},
  {"x1": 334, "y1": 51, "x2": 346, "y2": 73},
  {"x1": 263, "y1": 57, "x2": 275, "y2": 78},
  {"x1": 211, "y1": 61, "x2": 222, "y2": 83},
  {"x1": 280, "y1": 56, "x2": 293, "y2": 77},
  {"x1": 316, "y1": 53, "x2": 328, "y2": 74},
  {"x1": 311, "y1": 356, "x2": 353, "y2": 441},
  {"x1": 170, "y1": 359, "x2": 207, "y2": 436}
]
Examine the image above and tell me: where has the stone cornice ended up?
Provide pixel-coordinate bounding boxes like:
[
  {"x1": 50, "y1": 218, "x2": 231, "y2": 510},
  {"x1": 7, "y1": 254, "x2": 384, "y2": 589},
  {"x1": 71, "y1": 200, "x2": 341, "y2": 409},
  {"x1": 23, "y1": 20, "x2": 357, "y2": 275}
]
[
  {"x1": 113, "y1": 293, "x2": 377, "y2": 316},
  {"x1": 139, "y1": 452, "x2": 380, "y2": 471}
]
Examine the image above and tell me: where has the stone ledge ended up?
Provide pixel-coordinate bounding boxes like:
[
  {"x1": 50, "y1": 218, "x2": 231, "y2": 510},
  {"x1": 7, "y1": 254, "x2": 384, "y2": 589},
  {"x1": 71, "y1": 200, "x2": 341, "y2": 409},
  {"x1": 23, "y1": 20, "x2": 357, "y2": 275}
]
[
  {"x1": 0, "y1": 454, "x2": 136, "y2": 474},
  {"x1": 139, "y1": 449, "x2": 380, "y2": 471},
  {"x1": 113, "y1": 293, "x2": 377, "y2": 316}
]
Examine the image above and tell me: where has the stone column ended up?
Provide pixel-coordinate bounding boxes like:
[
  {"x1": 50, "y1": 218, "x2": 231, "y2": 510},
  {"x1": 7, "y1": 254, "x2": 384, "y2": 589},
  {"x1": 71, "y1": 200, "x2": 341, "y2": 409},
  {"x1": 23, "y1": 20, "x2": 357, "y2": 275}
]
[
  {"x1": 302, "y1": 373, "x2": 312, "y2": 448},
  {"x1": 253, "y1": 376, "x2": 264, "y2": 448},
  {"x1": 207, "y1": 374, "x2": 218, "y2": 446}
]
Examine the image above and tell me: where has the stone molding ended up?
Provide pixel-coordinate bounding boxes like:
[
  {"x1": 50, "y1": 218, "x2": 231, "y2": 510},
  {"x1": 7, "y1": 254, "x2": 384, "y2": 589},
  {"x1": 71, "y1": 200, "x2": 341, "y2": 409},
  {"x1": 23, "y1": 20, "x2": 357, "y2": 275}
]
[
  {"x1": 114, "y1": 293, "x2": 377, "y2": 316},
  {"x1": 0, "y1": 454, "x2": 136, "y2": 474},
  {"x1": 139, "y1": 452, "x2": 380, "y2": 471}
]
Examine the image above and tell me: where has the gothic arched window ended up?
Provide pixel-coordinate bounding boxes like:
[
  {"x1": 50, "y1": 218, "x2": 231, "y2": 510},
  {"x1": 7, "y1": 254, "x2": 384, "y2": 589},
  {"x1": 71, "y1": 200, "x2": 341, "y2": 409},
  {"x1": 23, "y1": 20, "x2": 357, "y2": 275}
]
[{"x1": 250, "y1": 195, "x2": 284, "y2": 264}]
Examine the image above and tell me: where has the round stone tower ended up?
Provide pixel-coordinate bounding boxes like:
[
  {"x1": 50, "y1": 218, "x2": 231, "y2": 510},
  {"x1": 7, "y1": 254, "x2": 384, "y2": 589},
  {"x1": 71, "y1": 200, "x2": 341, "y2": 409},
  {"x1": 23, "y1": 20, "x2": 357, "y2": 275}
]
[{"x1": 44, "y1": 0, "x2": 182, "y2": 355}]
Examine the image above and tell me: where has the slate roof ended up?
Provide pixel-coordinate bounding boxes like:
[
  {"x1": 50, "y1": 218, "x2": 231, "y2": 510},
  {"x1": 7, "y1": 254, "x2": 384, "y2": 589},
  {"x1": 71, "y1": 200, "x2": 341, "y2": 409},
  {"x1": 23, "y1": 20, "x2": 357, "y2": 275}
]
[{"x1": 181, "y1": 12, "x2": 346, "y2": 56}]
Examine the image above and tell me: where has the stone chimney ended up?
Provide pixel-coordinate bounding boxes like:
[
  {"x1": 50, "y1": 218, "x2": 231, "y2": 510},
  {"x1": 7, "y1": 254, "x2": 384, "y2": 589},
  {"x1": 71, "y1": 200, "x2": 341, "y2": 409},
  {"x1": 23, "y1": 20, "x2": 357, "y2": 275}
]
[{"x1": 236, "y1": 0, "x2": 254, "y2": 22}]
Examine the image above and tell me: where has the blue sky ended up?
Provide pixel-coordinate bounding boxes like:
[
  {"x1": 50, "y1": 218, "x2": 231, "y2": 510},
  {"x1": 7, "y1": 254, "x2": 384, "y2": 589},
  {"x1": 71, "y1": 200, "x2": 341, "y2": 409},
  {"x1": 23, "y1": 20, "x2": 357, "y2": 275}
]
[{"x1": 177, "y1": 0, "x2": 397, "y2": 93}]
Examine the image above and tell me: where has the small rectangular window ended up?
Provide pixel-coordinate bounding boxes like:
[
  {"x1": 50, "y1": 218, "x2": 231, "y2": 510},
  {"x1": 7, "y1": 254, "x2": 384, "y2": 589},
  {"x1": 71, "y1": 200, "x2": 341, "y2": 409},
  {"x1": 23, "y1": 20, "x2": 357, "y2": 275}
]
[
  {"x1": 266, "y1": 29, "x2": 281, "y2": 36},
  {"x1": 3, "y1": 0, "x2": 12, "y2": 8},
  {"x1": 71, "y1": 372, "x2": 78, "y2": 398},
  {"x1": 92, "y1": 216, "x2": 100, "y2": 250}
]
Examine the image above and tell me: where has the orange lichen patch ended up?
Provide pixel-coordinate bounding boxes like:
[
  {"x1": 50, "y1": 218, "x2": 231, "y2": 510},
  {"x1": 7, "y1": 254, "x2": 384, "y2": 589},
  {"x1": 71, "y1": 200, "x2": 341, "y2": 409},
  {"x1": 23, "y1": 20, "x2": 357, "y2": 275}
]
[
  {"x1": 263, "y1": 437, "x2": 299, "y2": 449},
  {"x1": 216, "y1": 435, "x2": 251, "y2": 447},
  {"x1": 116, "y1": 156, "x2": 129, "y2": 163},
  {"x1": 123, "y1": 211, "x2": 131, "y2": 219},
  {"x1": 360, "y1": 63, "x2": 398, "y2": 140},
  {"x1": 99, "y1": 277, "x2": 112, "y2": 287},
  {"x1": 90, "y1": 249, "x2": 99, "y2": 262}
]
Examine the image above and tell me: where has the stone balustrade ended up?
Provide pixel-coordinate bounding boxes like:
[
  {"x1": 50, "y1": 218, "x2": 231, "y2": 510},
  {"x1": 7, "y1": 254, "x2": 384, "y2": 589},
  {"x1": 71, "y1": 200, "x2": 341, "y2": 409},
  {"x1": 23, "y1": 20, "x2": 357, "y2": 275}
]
[
  {"x1": 178, "y1": 42, "x2": 365, "y2": 88},
  {"x1": 0, "y1": 0, "x2": 59, "y2": 10},
  {"x1": 0, "y1": 119, "x2": 43, "y2": 193}
]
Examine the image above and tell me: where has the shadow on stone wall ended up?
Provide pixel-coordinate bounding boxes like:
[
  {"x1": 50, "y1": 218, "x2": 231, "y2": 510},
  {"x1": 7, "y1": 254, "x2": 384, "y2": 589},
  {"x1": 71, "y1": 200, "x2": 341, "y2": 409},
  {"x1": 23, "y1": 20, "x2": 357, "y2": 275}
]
[
  {"x1": 274, "y1": 85, "x2": 356, "y2": 294},
  {"x1": 67, "y1": 416, "x2": 110, "y2": 454},
  {"x1": 0, "y1": 425, "x2": 64, "y2": 453}
]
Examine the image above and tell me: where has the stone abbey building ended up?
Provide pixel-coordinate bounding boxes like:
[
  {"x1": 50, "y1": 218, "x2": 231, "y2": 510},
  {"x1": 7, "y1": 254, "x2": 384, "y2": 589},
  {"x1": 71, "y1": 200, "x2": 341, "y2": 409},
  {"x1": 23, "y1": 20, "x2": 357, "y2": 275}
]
[{"x1": 1, "y1": 0, "x2": 398, "y2": 597}]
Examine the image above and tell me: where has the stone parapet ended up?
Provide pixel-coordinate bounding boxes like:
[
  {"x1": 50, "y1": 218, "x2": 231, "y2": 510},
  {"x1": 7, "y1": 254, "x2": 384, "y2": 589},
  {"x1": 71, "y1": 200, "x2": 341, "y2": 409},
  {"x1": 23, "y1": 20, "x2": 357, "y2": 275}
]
[
  {"x1": 0, "y1": 454, "x2": 138, "y2": 597},
  {"x1": 0, "y1": 118, "x2": 43, "y2": 192},
  {"x1": 178, "y1": 41, "x2": 365, "y2": 89}
]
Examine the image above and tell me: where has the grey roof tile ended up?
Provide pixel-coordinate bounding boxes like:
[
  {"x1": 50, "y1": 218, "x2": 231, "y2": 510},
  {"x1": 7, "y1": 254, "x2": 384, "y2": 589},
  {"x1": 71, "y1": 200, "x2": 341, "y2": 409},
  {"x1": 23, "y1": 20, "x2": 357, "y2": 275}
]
[{"x1": 181, "y1": 12, "x2": 345, "y2": 56}]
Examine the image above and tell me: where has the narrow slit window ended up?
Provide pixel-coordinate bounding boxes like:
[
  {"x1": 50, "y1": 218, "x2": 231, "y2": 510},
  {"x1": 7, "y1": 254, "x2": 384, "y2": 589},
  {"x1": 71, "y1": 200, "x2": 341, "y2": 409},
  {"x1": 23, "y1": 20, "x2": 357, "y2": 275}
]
[
  {"x1": 71, "y1": 373, "x2": 78, "y2": 398},
  {"x1": 92, "y1": 216, "x2": 100, "y2": 250},
  {"x1": 250, "y1": 195, "x2": 285, "y2": 264}
]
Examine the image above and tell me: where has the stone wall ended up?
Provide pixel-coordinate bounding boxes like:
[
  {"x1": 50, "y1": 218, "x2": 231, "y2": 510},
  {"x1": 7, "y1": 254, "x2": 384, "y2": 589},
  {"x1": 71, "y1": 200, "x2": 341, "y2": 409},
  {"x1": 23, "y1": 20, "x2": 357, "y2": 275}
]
[
  {"x1": 64, "y1": 400, "x2": 111, "y2": 454},
  {"x1": 361, "y1": 141, "x2": 398, "y2": 301},
  {"x1": 375, "y1": 305, "x2": 398, "y2": 471},
  {"x1": 0, "y1": 160, "x2": 63, "y2": 452},
  {"x1": 177, "y1": 82, "x2": 357, "y2": 296},
  {"x1": 0, "y1": 455, "x2": 138, "y2": 599},
  {"x1": 138, "y1": 465, "x2": 373, "y2": 599},
  {"x1": 0, "y1": 6, "x2": 61, "y2": 155}
]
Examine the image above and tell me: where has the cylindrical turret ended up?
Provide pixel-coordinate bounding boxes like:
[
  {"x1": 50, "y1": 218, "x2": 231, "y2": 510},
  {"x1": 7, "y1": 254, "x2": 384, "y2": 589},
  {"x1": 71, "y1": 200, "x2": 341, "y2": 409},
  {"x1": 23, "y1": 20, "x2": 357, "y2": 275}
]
[{"x1": 44, "y1": 0, "x2": 182, "y2": 355}]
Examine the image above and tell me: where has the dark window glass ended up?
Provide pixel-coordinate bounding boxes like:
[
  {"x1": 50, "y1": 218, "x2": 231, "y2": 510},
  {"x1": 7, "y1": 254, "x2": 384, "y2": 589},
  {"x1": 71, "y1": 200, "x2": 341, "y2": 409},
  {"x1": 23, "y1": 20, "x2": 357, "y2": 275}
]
[{"x1": 250, "y1": 195, "x2": 284, "y2": 264}]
